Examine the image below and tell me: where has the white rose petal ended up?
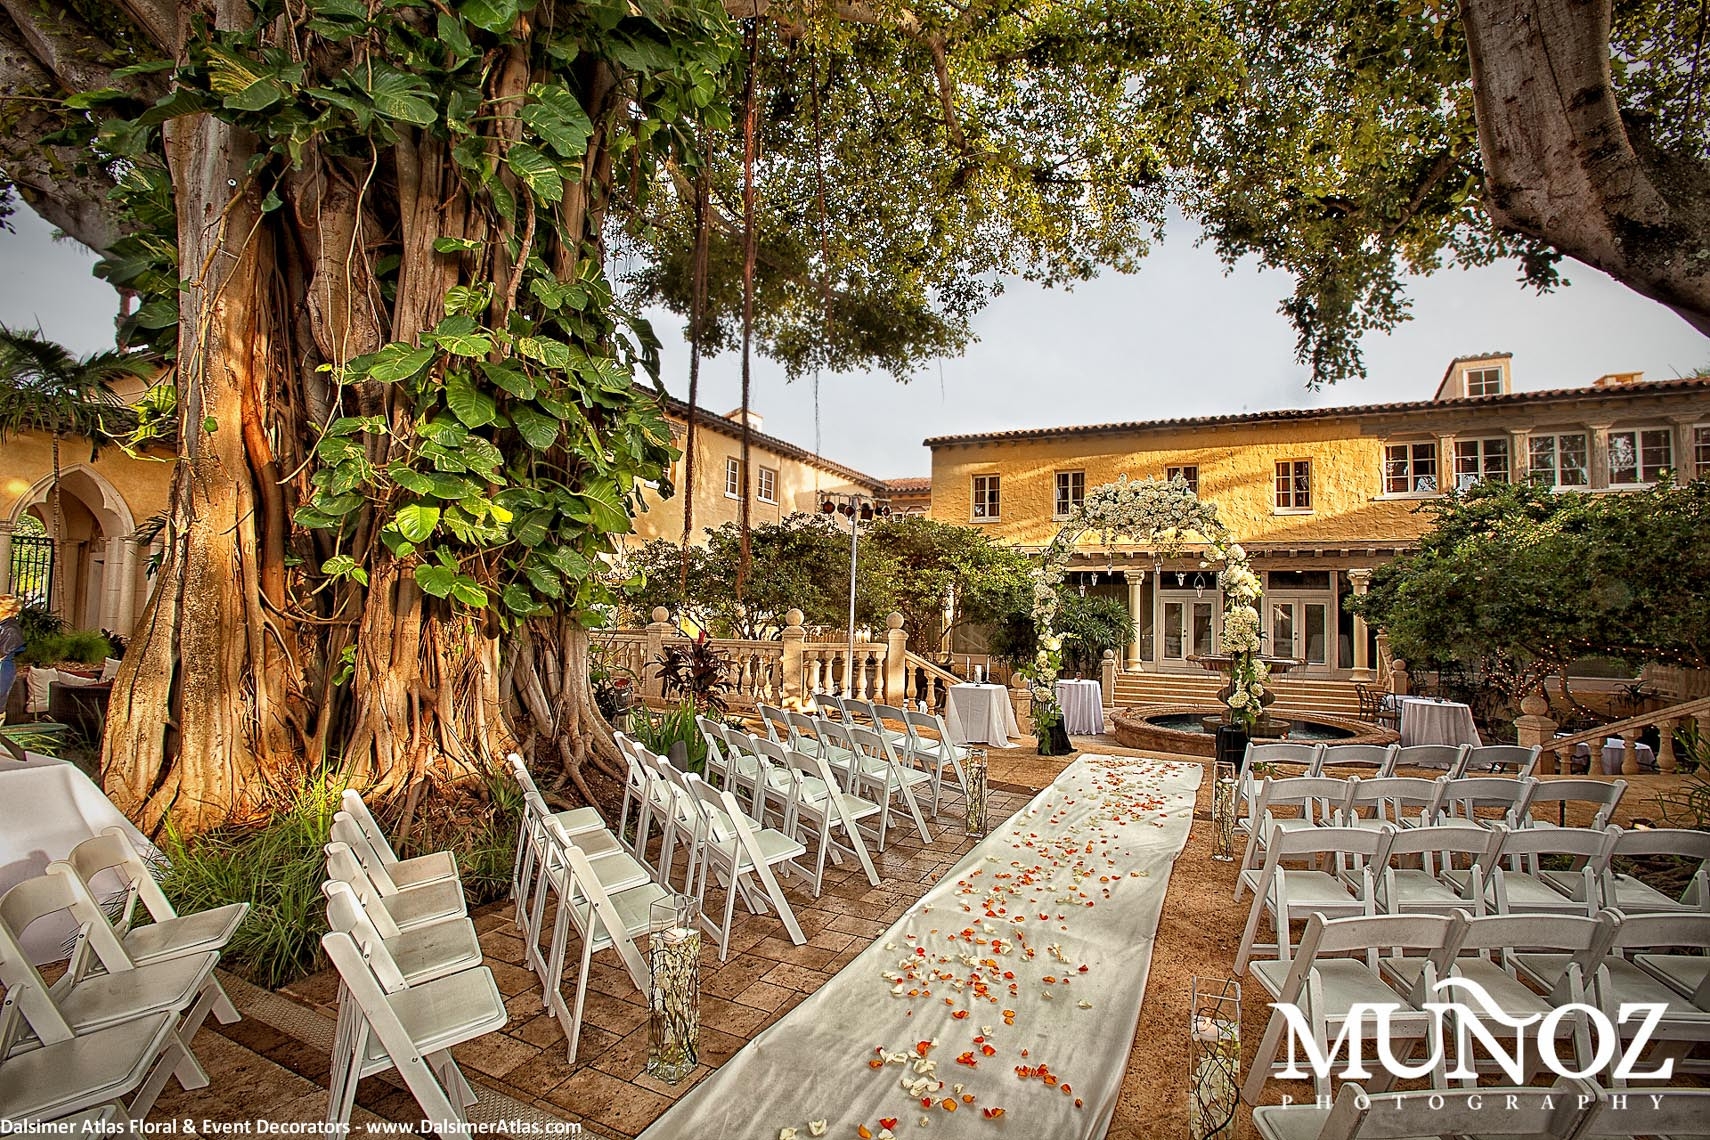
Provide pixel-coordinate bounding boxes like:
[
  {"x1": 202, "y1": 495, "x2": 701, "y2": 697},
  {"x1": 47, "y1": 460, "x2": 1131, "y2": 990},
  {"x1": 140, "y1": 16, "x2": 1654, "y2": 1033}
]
[{"x1": 809, "y1": 1122, "x2": 827, "y2": 1138}]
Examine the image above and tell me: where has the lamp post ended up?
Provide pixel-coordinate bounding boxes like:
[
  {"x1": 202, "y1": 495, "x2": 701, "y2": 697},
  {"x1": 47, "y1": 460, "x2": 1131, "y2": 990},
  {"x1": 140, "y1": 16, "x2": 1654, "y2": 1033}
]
[{"x1": 819, "y1": 492, "x2": 892, "y2": 696}]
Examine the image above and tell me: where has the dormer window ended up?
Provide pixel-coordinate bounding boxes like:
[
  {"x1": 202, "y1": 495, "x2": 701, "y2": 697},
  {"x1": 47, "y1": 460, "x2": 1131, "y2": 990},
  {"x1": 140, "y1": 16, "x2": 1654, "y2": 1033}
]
[{"x1": 1464, "y1": 366, "x2": 1504, "y2": 397}]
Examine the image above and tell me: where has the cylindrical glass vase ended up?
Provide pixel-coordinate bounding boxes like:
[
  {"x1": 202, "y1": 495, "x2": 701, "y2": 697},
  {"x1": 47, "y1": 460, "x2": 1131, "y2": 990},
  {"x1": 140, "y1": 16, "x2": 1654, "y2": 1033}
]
[
  {"x1": 1189, "y1": 977, "x2": 1241, "y2": 1140},
  {"x1": 646, "y1": 894, "x2": 701, "y2": 1084},
  {"x1": 1211, "y1": 760, "x2": 1238, "y2": 862},
  {"x1": 964, "y1": 748, "x2": 989, "y2": 838}
]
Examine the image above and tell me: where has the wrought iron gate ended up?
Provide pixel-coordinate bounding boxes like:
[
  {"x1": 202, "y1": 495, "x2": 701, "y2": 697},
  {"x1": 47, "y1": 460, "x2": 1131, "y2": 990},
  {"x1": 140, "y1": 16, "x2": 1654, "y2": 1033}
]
[{"x1": 9, "y1": 534, "x2": 53, "y2": 609}]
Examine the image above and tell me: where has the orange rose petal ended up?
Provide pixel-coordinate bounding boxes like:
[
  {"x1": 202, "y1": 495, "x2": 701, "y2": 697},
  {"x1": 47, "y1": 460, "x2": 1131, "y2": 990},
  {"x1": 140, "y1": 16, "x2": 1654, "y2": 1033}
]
[
  {"x1": 859, "y1": 1128, "x2": 872, "y2": 1139},
  {"x1": 868, "y1": 1059, "x2": 884, "y2": 1069},
  {"x1": 880, "y1": 1120, "x2": 897, "y2": 1131},
  {"x1": 982, "y1": 1108, "x2": 1006, "y2": 1119},
  {"x1": 942, "y1": 1099, "x2": 958, "y2": 1113}
]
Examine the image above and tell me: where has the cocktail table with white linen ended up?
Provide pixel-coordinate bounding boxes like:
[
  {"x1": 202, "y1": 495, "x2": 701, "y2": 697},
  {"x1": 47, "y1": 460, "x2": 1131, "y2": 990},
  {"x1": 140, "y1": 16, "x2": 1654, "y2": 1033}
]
[
  {"x1": 945, "y1": 682, "x2": 1020, "y2": 746},
  {"x1": 1053, "y1": 678, "x2": 1104, "y2": 735}
]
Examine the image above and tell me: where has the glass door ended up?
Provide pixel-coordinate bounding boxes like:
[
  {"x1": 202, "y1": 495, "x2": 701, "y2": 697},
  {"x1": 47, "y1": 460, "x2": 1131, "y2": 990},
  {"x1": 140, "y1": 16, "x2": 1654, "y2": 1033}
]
[
  {"x1": 1268, "y1": 595, "x2": 1331, "y2": 669},
  {"x1": 1160, "y1": 592, "x2": 1219, "y2": 664}
]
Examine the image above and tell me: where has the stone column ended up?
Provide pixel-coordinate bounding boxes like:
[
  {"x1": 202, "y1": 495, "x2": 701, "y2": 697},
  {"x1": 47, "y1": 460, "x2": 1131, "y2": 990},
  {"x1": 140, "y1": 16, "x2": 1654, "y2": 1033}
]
[
  {"x1": 1100, "y1": 649, "x2": 1117, "y2": 708},
  {"x1": 885, "y1": 612, "x2": 907, "y2": 704},
  {"x1": 114, "y1": 536, "x2": 140, "y2": 636},
  {"x1": 1513, "y1": 691, "x2": 1559, "y2": 775},
  {"x1": 1347, "y1": 568, "x2": 1373, "y2": 682},
  {"x1": 1124, "y1": 569, "x2": 1146, "y2": 671},
  {"x1": 781, "y1": 608, "x2": 806, "y2": 701},
  {"x1": 644, "y1": 607, "x2": 674, "y2": 698},
  {"x1": 0, "y1": 521, "x2": 11, "y2": 594}
]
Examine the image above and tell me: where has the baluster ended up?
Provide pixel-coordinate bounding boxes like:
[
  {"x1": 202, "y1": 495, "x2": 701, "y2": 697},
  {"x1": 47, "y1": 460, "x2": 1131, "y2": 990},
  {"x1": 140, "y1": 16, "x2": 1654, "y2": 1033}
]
[
  {"x1": 739, "y1": 654, "x2": 753, "y2": 699},
  {"x1": 1621, "y1": 730, "x2": 1641, "y2": 776},
  {"x1": 808, "y1": 653, "x2": 822, "y2": 697},
  {"x1": 904, "y1": 663, "x2": 917, "y2": 704},
  {"x1": 858, "y1": 650, "x2": 872, "y2": 699},
  {"x1": 1658, "y1": 717, "x2": 1678, "y2": 774}
]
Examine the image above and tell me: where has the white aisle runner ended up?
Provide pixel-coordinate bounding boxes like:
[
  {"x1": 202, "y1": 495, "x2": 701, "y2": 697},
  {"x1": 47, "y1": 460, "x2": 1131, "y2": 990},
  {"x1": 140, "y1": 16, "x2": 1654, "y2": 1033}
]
[{"x1": 641, "y1": 754, "x2": 1202, "y2": 1140}]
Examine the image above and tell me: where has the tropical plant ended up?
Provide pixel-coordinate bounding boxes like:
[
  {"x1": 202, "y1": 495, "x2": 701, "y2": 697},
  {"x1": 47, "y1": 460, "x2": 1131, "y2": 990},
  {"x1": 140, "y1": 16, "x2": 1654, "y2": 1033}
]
[
  {"x1": 652, "y1": 638, "x2": 736, "y2": 716},
  {"x1": 18, "y1": 627, "x2": 114, "y2": 668},
  {"x1": 628, "y1": 701, "x2": 710, "y2": 776},
  {"x1": 0, "y1": 329, "x2": 151, "y2": 616}
]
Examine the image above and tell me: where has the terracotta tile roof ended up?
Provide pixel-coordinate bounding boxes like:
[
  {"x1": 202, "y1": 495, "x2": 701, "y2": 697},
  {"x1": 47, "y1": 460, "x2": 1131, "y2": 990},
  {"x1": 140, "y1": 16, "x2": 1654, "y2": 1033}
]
[
  {"x1": 923, "y1": 376, "x2": 1710, "y2": 448},
  {"x1": 884, "y1": 477, "x2": 932, "y2": 492},
  {"x1": 659, "y1": 396, "x2": 885, "y2": 490}
]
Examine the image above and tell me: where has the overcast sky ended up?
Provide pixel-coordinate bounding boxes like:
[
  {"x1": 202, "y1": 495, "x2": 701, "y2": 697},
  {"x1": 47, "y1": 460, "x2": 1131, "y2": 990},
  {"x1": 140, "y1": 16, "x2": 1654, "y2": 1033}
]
[{"x1": 5, "y1": 205, "x2": 1706, "y2": 479}]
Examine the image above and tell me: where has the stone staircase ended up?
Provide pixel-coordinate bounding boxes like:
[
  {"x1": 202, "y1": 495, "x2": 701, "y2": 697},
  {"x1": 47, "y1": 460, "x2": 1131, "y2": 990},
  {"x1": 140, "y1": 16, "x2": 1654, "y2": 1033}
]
[{"x1": 1112, "y1": 670, "x2": 1363, "y2": 717}]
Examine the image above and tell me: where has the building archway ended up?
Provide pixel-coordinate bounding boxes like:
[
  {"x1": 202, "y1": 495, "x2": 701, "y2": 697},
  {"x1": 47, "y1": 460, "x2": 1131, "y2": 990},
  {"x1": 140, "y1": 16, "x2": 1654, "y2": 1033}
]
[{"x1": 6, "y1": 464, "x2": 140, "y2": 631}]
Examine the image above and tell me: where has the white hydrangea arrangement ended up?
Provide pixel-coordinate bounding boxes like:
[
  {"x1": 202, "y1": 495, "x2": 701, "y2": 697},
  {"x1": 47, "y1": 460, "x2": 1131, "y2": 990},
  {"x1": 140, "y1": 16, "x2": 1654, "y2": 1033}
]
[{"x1": 1026, "y1": 474, "x2": 1266, "y2": 734}]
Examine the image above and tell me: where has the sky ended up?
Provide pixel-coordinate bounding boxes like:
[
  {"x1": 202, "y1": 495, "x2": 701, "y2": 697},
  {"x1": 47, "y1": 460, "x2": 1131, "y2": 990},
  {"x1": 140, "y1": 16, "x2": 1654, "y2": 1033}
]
[{"x1": 4, "y1": 205, "x2": 1706, "y2": 479}]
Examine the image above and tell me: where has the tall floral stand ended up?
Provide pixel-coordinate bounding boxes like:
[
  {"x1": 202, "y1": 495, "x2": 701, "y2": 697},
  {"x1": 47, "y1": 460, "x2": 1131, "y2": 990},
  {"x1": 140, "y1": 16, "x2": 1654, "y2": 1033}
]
[
  {"x1": 1210, "y1": 761, "x2": 1238, "y2": 862},
  {"x1": 964, "y1": 749, "x2": 989, "y2": 838},
  {"x1": 1189, "y1": 977, "x2": 1241, "y2": 1140},
  {"x1": 646, "y1": 895, "x2": 701, "y2": 1084}
]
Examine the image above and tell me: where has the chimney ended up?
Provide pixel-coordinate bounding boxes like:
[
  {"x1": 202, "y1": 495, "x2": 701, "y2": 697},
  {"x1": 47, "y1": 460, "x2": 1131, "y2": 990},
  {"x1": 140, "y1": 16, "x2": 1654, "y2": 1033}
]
[
  {"x1": 724, "y1": 407, "x2": 764, "y2": 433},
  {"x1": 1592, "y1": 371, "x2": 1643, "y2": 388}
]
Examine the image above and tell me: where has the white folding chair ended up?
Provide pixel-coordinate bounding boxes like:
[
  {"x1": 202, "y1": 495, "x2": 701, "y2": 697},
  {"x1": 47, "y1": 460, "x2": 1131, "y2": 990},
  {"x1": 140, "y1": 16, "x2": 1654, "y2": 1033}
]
[
  {"x1": 0, "y1": 869, "x2": 220, "y2": 1095},
  {"x1": 324, "y1": 842, "x2": 464, "y2": 931},
  {"x1": 846, "y1": 725, "x2": 934, "y2": 847},
  {"x1": 782, "y1": 749, "x2": 881, "y2": 895},
  {"x1": 339, "y1": 789, "x2": 460, "y2": 888},
  {"x1": 687, "y1": 779, "x2": 807, "y2": 958},
  {"x1": 1244, "y1": 912, "x2": 1456, "y2": 1102},
  {"x1": 507, "y1": 753, "x2": 607, "y2": 930},
  {"x1": 1595, "y1": 827, "x2": 1710, "y2": 914},
  {"x1": 900, "y1": 708, "x2": 970, "y2": 816},
  {"x1": 1588, "y1": 913, "x2": 1710, "y2": 1084},
  {"x1": 322, "y1": 880, "x2": 481, "y2": 987},
  {"x1": 1238, "y1": 741, "x2": 1326, "y2": 831},
  {"x1": 1318, "y1": 743, "x2": 1398, "y2": 777},
  {"x1": 1455, "y1": 824, "x2": 1617, "y2": 916},
  {"x1": 1391, "y1": 743, "x2": 1468, "y2": 774},
  {"x1": 1335, "y1": 775, "x2": 1446, "y2": 831},
  {"x1": 1238, "y1": 775, "x2": 1348, "y2": 875},
  {"x1": 1450, "y1": 743, "x2": 1540, "y2": 779},
  {"x1": 754, "y1": 703, "x2": 792, "y2": 746},
  {"x1": 1252, "y1": 1077, "x2": 1598, "y2": 1140},
  {"x1": 330, "y1": 815, "x2": 466, "y2": 922},
  {"x1": 1575, "y1": 1087, "x2": 1710, "y2": 1138},
  {"x1": 1366, "y1": 824, "x2": 1501, "y2": 916},
  {"x1": 846, "y1": 697, "x2": 908, "y2": 746},
  {"x1": 1432, "y1": 775, "x2": 1539, "y2": 829},
  {"x1": 813, "y1": 690, "x2": 850, "y2": 723},
  {"x1": 62, "y1": 828, "x2": 248, "y2": 973},
  {"x1": 0, "y1": 992, "x2": 185, "y2": 1127},
  {"x1": 746, "y1": 735, "x2": 803, "y2": 830},
  {"x1": 321, "y1": 930, "x2": 507, "y2": 1131},
  {"x1": 1522, "y1": 777, "x2": 1627, "y2": 830},
  {"x1": 1234, "y1": 824, "x2": 1389, "y2": 972},
  {"x1": 536, "y1": 825, "x2": 670, "y2": 1065}
]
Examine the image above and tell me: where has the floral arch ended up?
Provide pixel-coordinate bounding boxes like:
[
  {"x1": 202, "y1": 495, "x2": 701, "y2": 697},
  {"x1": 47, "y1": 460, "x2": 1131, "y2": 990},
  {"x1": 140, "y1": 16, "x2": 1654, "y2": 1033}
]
[{"x1": 1023, "y1": 475, "x2": 1266, "y2": 739}]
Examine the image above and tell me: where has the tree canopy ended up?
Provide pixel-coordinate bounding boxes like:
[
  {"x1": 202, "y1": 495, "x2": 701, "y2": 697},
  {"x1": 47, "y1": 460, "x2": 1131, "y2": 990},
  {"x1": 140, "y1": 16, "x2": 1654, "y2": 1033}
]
[{"x1": 1349, "y1": 478, "x2": 1710, "y2": 701}]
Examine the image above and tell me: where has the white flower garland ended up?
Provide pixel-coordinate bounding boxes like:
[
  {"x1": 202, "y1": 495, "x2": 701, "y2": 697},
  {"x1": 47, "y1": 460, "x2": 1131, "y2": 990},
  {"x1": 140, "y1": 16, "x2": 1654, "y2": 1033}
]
[{"x1": 1026, "y1": 474, "x2": 1265, "y2": 730}]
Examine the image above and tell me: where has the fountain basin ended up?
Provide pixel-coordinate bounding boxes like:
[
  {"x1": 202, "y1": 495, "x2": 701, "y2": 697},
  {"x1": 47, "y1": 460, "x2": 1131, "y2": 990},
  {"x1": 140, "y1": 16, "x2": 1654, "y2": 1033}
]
[{"x1": 1112, "y1": 704, "x2": 1398, "y2": 757}]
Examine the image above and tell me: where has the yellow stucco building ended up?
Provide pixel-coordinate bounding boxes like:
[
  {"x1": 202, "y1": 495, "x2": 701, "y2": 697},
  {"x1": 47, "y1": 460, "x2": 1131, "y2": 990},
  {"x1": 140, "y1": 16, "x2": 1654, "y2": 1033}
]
[{"x1": 926, "y1": 355, "x2": 1710, "y2": 682}]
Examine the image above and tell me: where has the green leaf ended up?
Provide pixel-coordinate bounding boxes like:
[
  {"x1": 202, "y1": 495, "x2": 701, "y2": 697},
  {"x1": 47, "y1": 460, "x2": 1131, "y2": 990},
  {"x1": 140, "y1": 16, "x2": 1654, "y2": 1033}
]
[
  {"x1": 479, "y1": 360, "x2": 536, "y2": 400},
  {"x1": 357, "y1": 343, "x2": 435, "y2": 383},
  {"x1": 203, "y1": 416, "x2": 219, "y2": 433},
  {"x1": 390, "y1": 466, "x2": 435, "y2": 495},
  {"x1": 521, "y1": 84, "x2": 594, "y2": 159},
  {"x1": 459, "y1": 0, "x2": 519, "y2": 33},
  {"x1": 505, "y1": 143, "x2": 564, "y2": 203},
  {"x1": 570, "y1": 483, "x2": 631, "y2": 533},
  {"x1": 224, "y1": 77, "x2": 287, "y2": 112},
  {"x1": 364, "y1": 68, "x2": 438, "y2": 126},
  {"x1": 328, "y1": 415, "x2": 387, "y2": 437},
  {"x1": 307, "y1": 0, "x2": 368, "y2": 17},
  {"x1": 513, "y1": 509, "x2": 553, "y2": 547},
  {"x1": 445, "y1": 370, "x2": 499, "y2": 427},
  {"x1": 524, "y1": 561, "x2": 563, "y2": 599},
  {"x1": 320, "y1": 554, "x2": 370, "y2": 586},
  {"x1": 516, "y1": 335, "x2": 571, "y2": 370},
  {"x1": 444, "y1": 284, "x2": 490, "y2": 317},
  {"x1": 501, "y1": 583, "x2": 541, "y2": 615},
  {"x1": 433, "y1": 236, "x2": 483, "y2": 254},
  {"x1": 415, "y1": 563, "x2": 456, "y2": 598},
  {"x1": 450, "y1": 578, "x2": 489, "y2": 607},
  {"x1": 391, "y1": 503, "x2": 440, "y2": 543},
  {"x1": 509, "y1": 404, "x2": 560, "y2": 450},
  {"x1": 431, "y1": 315, "x2": 493, "y2": 359}
]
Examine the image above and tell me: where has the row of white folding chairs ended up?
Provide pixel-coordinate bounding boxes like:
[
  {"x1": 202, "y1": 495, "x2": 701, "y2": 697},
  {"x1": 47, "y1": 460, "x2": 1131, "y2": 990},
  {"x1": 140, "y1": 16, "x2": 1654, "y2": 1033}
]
[
  {"x1": 0, "y1": 828, "x2": 248, "y2": 1126},
  {"x1": 1253, "y1": 1078, "x2": 1710, "y2": 1140},
  {"x1": 1241, "y1": 772, "x2": 1628, "y2": 868},
  {"x1": 1235, "y1": 818, "x2": 1710, "y2": 970},
  {"x1": 323, "y1": 788, "x2": 519, "y2": 1127},
  {"x1": 706, "y1": 711, "x2": 934, "y2": 848},
  {"x1": 613, "y1": 738, "x2": 809, "y2": 960},
  {"x1": 805, "y1": 694, "x2": 972, "y2": 816},
  {"x1": 1246, "y1": 740, "x2": 1543, "y2": 780},
  {"x1": 1244, "y1": 908, "x2": 1710, "y2": 1104}
]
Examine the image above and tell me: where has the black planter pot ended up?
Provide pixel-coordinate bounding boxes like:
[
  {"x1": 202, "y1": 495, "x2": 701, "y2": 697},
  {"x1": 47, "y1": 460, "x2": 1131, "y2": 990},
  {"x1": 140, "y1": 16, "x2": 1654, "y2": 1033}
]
[
  {"x1": 1037, "y1": 719, "x2": 1074, "y2": 756},
  {"x1": 1216, "y1": 723, "x2": 1251, "y2": 773}
]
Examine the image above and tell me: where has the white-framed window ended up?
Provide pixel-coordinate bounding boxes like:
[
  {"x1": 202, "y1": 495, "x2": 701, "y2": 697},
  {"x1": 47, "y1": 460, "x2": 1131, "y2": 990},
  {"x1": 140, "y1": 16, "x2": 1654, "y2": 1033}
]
[
  {"x1": 1607, "y1": 427, "x2": 1673, "y2": 487},
  {"x1": 1053, "y1": 470, "x2": 1085, "y2": 518},
  {"x1": 723, "y1": 456, "x2": 742, "y2": 498},
  {"x1": 1696, "y1": 425, "x2": 1710, "y2": 480},
  {"x1": 971, "y1": 474, "x2": 1001, "y2": 521},
  {"x1": 1528, "y1": 432, "x2": 1589, "y2": 488},
  {"x1": 1383, "y1": 441, "x2": 1439, "y2": 495},
  {"x1": 1453, "y1": 437, "x2": 1509, "y2": 489},
  {"x1": 1166, "y1": 465, "x2": 1199, "y2": 494},
  {"x1": 1274, "y1": 459, "x2": 1312, "y2": 511},
  {"x1": 756, "y1": 465, "x2": 777, "y2": 503},
  {"x1": 1464, "y1": 366, "x2": 1504, "y2": 397}
]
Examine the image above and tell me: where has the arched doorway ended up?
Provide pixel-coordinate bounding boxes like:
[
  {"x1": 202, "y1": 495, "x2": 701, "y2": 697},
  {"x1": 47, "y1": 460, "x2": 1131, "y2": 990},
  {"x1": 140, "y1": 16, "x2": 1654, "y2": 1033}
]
[{"x1": 6, "y1": 464, "x2": 141, "y2": 633}]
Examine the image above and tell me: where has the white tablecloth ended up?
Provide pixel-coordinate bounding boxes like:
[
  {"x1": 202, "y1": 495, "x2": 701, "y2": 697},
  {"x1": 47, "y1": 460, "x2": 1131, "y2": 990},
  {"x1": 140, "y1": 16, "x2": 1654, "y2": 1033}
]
[
  {"x1": 0, "y1": 753, "x2": 160, "y2": 964},
  {"x1": 1571, "y1": 739, "x2": 1657, "y2": 775},
  {"x1": 1398, "y1": 697, "x2": 1482, "y2": 748},
  {"x1": 1054, "y1": 679, "x2": 1105, "y2": 735},
  {"x1": 640, "y1": 755, "x2": 1202, "y2": 1140},
  {"x1": 945, "y1": 683, "x2": 1020, "y2": 746}
]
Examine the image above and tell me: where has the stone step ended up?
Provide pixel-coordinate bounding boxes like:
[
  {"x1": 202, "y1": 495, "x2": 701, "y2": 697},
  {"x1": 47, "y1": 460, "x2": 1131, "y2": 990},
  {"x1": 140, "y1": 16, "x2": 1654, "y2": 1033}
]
[{"x1": 1112, "y1": 672, "x2": 1363, "y2": 715}]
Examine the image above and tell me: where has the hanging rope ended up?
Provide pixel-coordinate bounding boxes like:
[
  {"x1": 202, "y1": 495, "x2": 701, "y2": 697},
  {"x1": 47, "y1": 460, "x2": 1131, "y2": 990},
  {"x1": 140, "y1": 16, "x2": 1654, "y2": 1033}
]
[
  {"x1": 679, "y1": 133, "x2": 713, "y2": 596},
  {"x1": 736, "y1": 17, "x2": 760, "y2": 600}
]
